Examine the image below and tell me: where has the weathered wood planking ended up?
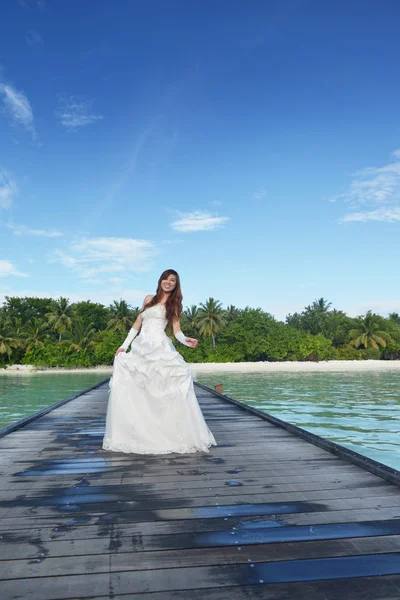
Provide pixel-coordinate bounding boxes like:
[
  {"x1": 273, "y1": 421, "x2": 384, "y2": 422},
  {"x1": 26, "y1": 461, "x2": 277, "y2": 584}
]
[{"x1": 1, "y1": 381, "x2": 400, "y2": 599}]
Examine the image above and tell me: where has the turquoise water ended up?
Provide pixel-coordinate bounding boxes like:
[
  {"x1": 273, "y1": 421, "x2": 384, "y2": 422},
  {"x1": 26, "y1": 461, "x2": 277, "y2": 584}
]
[
  {"x1": 2, "y1": 370, "x2": 400, "y2": 472},
  {"x1": 197, "y1": 371, "x2": 400, "y2": 471},
  {"x1": 0, "y1": 373, "x2": 109, "y2": 429}
]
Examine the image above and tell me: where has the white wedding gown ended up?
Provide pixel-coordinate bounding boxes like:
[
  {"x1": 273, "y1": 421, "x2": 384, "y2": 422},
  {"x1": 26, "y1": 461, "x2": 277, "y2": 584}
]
[{"x1": 102, "y1": 304, "x2": 217, "y2": 455}]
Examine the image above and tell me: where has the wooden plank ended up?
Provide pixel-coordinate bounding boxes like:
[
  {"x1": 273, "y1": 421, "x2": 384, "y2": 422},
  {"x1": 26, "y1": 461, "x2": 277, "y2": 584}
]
[
  {"x1": 0, "y1": 479, "x2": 394, "y2": 503},
  {"x1": 84, "y1": 575, "x2": 400, "y2": 600},
  {"x1": 2, "y1": 535, "x2": 400, "y2": 580},
  {"x1": 2, "y1": 381, "x2": 400, "y2": 600},
  {"x1": 3, "y1": 553, "x2": 400, "y2": 599}
]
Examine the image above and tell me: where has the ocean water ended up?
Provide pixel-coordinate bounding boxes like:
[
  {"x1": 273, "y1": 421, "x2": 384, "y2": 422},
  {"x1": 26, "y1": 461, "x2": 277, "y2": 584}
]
[
  {"x1": 2, "y1": 369, "x2": 400, "y2": 471},
  {"x1": 197, "y1": 370, "x2": 400, "y2": 470},
  {"x1": 0, "y1": 372, "x2": 109, "y2": 430}
]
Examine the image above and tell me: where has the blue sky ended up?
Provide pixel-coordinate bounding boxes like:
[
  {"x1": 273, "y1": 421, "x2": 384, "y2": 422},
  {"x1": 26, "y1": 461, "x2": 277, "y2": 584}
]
[{"x1": 1, "y1": 0, "x2": 399, "y2": 320}]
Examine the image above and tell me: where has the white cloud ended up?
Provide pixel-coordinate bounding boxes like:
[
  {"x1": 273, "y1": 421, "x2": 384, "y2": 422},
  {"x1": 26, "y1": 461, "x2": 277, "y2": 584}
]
[
  {"x1": 0, "y1": 260, "x2": 28, "y2": 278},
  {"x1": 343, "y1": 207, "x2": 400, "y2": 223},
  {"x1": 0, "y1": 169, "x2": 17, "y2": 209},
  {"x1": 26, "y1": 30, "x2": 43, "y2": 46},
  {"x1": 337, "y1": 150, "x2": 400, "y2": 224},
  {"x1": 253, "y1": 188, "x2": 267, "y2": 200},
  {"x1": 171, "y1": 211, "x2": 230, "y2": 232},
  {"x1": 17, "y1": 0, "x2": 46, "y2": 8},
  {"x1": 8, "y1": 223, "x2": 62, "y2": 237},
  {"x1": 56, "y1": 97, "x2": 103, "y2": 130},
  {"x1": 50, "y1": 236, "x2": 158, "y2": 281},
  {"x1": 0, "y1": 81, "x2": 36, "y2": 139}
]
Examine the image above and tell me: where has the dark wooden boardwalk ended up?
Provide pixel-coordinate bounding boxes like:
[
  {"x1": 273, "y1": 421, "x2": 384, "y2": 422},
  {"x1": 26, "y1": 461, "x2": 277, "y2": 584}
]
[{"x1": 2, "y1": 381, "x2": 400, "y2": 599}]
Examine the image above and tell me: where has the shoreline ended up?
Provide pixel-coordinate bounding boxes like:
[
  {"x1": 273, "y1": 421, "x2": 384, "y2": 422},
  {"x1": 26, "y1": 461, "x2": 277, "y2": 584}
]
[{"x1": 2, "y1": 360, "x2": 400, "y2": 375}]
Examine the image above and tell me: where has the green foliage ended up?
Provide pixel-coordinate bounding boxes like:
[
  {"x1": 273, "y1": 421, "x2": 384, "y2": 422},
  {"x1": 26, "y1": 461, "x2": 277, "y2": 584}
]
[
  {"x1": 286, "y1": 300, "x2": 353, "y2": 347},
  {"x1": 71, "y1": 301, "x2": 110, "y2": 331},
  {"x1": 46, "y1": 297, "x2": 73, "y2": 343},
  {"x1": 107, "y1": 299, "x2": 138, "y2": 333},
  {"x1": 336, "y1": 344, "x2": 364, "y2": 360},
  {"x1": 63, "y1": 318, "x2": 98, "y2": 353},
  {"x1": 349, "y1": 311, "x2": 391, "y2": 349},
  {"x1": 359, "y1": 347, "x2": 382, "y2": 360},
  {"x1": 22, "y1": 341, "x2": 94, "y2": 367},
  {"x1": 94, "y1": 330, "x2": 125, "y2": 365},
  {"x1": 197, "y1": 298, "x2": 227, "y2": 349},
  {"x1": 0, "y1": 317, "x2": 21, "y2": 361},
  {"x1": 297, "y1": 334, "x2": 337, "y2": 361},
  {"x1": 24, "y1": 317, "x2": 50, "y2": 351},
  {"x1": 1, "y1": 294, "x2": 399, "y2": 366},
  {"x1": 0, "y1": 296, "x2": 53, "y2": 323}
]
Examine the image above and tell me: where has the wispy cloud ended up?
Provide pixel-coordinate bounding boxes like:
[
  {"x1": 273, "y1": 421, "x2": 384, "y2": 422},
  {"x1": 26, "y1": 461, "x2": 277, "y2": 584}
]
[
  {"x1": 55, "y1": 97, "x2": 103, "y2": 130},
  {"x1": 0, "y1": 260, "x2": 28, "y2": 278},
  {"x1": 99, "y1": 121, "x2": 158, "y2": 216},
  {"x1": 50, "y1": 237, "x2": 158, "y2": 281},
  {"x1": 170, "y1": 211, "x2": 230, "y2": 232},
  {"x1": 8, "y1": 223, "x2": 62, "y2": 237},
  {"x1": 337, "y1": 149, "x2": 400, "y2": 223},
  {"x1": 0, "y1": 168, "x2": 17, "y2": 209},
  {"x1": 343, "y1": 207, "x2": 400, "y2": 223},
  {"x1": 26, "y1": 30, "x2": 43, "y2": 46},
  {"x1": 0, "y1": 80, "x2": 36, "y2": 139},
  {"x1": 253, "y1": 187, "x2": 267, "y2": 200},
  {"x1": 17, "y1": 0, "x2": 46, "y2": 8}
]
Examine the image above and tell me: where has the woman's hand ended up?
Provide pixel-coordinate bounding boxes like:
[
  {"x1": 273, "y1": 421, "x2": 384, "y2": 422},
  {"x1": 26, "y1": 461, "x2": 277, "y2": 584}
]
[
  {"x1": 185, "y1": 337, "x2": 198, "y2": 348},
  {"x1": 115, "y1": 348, "x2": 126, "y2": 356}
]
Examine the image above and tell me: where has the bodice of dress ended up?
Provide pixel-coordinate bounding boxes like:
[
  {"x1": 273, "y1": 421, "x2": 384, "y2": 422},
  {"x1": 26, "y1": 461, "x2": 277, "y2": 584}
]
[{"x1": 141, "y1": 304, "x2": 168, "y2": 339}]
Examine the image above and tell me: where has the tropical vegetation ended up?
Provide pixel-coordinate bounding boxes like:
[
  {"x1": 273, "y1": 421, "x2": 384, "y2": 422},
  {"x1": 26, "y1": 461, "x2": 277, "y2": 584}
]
[{"x1": 0, "y1": 295, "x2": 399, "y2": 368}]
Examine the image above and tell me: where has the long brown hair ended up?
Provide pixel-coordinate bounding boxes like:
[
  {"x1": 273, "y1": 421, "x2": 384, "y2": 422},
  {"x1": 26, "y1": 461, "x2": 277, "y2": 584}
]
[{"x1": 142, "y1": 269, "x2": 183, "y2": 323}]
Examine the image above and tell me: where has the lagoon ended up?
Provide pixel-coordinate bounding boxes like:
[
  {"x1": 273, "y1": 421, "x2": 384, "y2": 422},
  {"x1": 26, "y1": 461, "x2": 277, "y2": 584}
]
[
  {"x1": 197, "y1": 370, "x2": 400, "y2": 471},
  {"x1": 0, "y1": 372, "x2": 108, "y2": 430},
  {"x1": 1, "y1": 369, "x2": 400, "y2": 472}
]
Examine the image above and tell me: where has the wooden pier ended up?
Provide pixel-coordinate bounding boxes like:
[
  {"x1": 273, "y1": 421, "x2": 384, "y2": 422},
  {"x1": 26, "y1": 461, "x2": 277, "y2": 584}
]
[{"x1": 1, "y1": 380, "x2": 400, "y2": 599}]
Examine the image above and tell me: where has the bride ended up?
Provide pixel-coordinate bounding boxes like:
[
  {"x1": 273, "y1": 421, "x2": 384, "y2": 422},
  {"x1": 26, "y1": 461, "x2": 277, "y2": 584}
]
[{"x1": 102, "y1": 269, "x2": 217, "y2": 455}]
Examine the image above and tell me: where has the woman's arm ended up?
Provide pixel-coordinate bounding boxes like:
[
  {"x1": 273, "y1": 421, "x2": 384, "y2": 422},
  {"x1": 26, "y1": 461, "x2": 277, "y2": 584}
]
[
  {"x1": 131, "y1": 294, "x2": 154, "y2": 331},
  {"x1": 115, "y1": 295, "x2": 154, "y2": 355},
  {"x1": 173, "y1": 318, "x2": 198, "y2": 349}
]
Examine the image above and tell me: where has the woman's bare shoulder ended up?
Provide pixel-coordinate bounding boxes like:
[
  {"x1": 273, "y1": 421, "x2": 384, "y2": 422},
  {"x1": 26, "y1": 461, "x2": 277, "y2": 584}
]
[{"x1": 142, "y1": 294, "x2": 155, "y2": 308}]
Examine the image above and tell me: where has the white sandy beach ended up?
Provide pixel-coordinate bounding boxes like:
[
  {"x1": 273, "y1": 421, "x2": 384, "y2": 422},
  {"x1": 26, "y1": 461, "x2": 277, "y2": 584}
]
[
  {"x1": 2, "y1": 360, "x2": 400, "y2": 375},
  {"x1": 189, "y1": 360, "x2": 400, "y2": 373}
]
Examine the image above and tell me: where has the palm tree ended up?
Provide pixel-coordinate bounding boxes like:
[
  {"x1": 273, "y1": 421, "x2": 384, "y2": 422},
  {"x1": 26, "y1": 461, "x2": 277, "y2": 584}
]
[
  {"x1": 183, "y1": 305, "x2": 199, "y2": 329},
  {"x1": 24, "y1": 318, "x2": 49, "y2": 352},
  {"x1": 389, "y1": 313, "x2": 400, "y2": 325},
  {"x1": 63, "y1": 318, "x2": 98, "y2": 352},
  {"x1": 349, "y1": 311, "x2": 391, "y2": 350},
  {"x1": 197, "y1": 298, "x2": 226, "y2": 349},
  {"x1": 0, "y1": 319, "x2": 20, "y2": 360},
  {"x1": 224, "y1": 304, "x2": 239, "y2": 323},
  {"x1": 46, "y1": 297, "x2": 72, "y2": 343},
  {"x1": 107, "y1": 299, "x2": 133, "y2": 332},
  {"x1": 7, "y1": 317, "x2": 25, "y2": 350},
  {"x1": 8, "y1": 317, "x2": 25, "y2": 338},
  {"x1": 311, "y1": 298, "x2": 332, "y2": 313}
]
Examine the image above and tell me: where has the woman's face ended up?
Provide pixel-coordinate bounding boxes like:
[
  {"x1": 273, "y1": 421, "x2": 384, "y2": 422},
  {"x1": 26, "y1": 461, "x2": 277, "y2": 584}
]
[{"x1": 161, "y1": 274, "x2": 177, "y2": 293}]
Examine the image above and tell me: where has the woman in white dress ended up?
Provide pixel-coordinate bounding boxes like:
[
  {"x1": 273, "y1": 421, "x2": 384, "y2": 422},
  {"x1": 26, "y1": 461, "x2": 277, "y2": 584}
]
[{"x1": 102, "y1": 269, "x2": 217, "y2": 455}]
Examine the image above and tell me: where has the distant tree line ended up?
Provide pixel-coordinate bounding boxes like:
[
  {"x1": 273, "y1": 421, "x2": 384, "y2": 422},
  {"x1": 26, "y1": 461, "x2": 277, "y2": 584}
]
[{"x1": 0, "y1": 296, "x2": 399, "y2": 367}]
